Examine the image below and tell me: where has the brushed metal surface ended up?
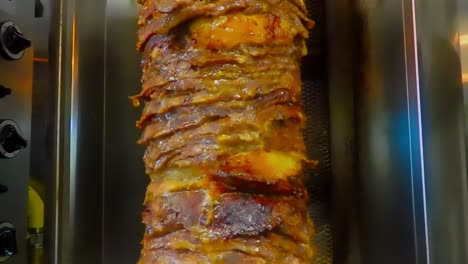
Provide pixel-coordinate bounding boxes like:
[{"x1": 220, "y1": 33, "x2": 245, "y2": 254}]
[
  {"x1": 47, "y1": 0, "x2": 106, "y2": 263},
  {"x1": 327, "y1": 0, "x2": 468, "y2": 263},
  {"x1": 415, "y1": 0, "x2": 468, "y2": 263},
  {"x1": 327, "y1": 0, "x2": 467, "y2": 262},
  {"x1": 30, "y1": 0, "x2": 53, "y2": 191},
  {"x1": 356, "y1": 0, "x2": 425, "y2": 262},
  {"x1": 326, "y1": 0, "x2": 360, "y2": 262},
  {"x1": 328, "y1": 0, "x2": 422, "y2": 262},
  {"x1": 48, "y1": 0, "x2": 142, "y2": 263},
  {"x1": 103, "y1": 1, "x2": 145, "y2": 263},
  {"x1": 29, "y1": 2, "x2": 53, "y2": 263},
  {"x1": 0, "y1": 1, "x2": 34, "y2": 264}
]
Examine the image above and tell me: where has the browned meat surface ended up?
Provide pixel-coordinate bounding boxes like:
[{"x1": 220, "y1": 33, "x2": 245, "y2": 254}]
[
  {"x1": 139, "y1": 250, "x2": 270, "y2": 264},
  {"x1": 143, "y1": 191, "x2": 312, "y2": 242},
  {"x1": 140, "y1": 230, "x2": 313, "y2": 263},
  {"x1": 133, "y1": 0, "x2": 315, "y2": 263}
]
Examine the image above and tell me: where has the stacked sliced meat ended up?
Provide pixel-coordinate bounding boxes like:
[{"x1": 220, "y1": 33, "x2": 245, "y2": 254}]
[{"x1": 133, "y1": 0, "x2": 315, "y2": 263}]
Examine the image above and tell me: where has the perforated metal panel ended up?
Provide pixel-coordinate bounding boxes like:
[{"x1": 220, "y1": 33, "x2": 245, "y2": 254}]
[
  {"x1": 302, "y1": 0, "x2": 333, "y2": 263},
  {"x1": 303, "y1": 80, "x2": 333, "y2": 264}
]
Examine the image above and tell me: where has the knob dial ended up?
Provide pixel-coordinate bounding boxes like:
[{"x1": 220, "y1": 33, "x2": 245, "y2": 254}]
[
  {"x1": 0, "y1": 185, "x2": 7, "y2": 195},
  {"x1": 0, "y1": 120, "x2": 27, "y2": 158},
  {"x1": 0, "y1": 222, "x2": 16, "y2": 263},
  {"x1": 0, "y1": 86, "x2": 11, "y2": 99},
  {"x1": 0, "y1": 21, "x2": 31, "y2": 60}
]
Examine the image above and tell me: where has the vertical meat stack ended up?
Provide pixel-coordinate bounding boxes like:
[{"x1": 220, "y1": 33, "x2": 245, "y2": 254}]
[{"x1": 133, "y1": 0, "x2": 316, "y2": 263}]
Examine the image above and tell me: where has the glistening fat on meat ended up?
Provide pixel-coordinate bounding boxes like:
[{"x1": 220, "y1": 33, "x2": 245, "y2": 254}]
[{"x1": 132, "y1": 0, "x2": 316, "y2": 263}]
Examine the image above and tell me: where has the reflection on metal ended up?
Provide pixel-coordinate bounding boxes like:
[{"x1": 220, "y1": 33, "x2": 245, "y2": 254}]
[
  {"x1": 33, "y1": 57, "x2": 48, "y2": 63},
  {"x1": 48, "y1": 0, "x2": 107, "y2": 263},
  {"x1": 415, "y1": 0, "x2": 468, "y2": 262},
  {"x1": 459, "y1": 34, "x2": 468, "y2": 46},
  {"x1": 103, "y1": 1, "x2": 146, "y2": 263},
  {"x1": 404, "y1": 0, "x2": 431, "y2": 261},
  {"x1": 329, "y1": 0, "x2": 468, "y2": 263},
  {"x1": 352, "y1": 0, "x2": 430, "y2": 262},
  {"x1": 462, "y1": 73, "x2": 468, "y2": 83}
]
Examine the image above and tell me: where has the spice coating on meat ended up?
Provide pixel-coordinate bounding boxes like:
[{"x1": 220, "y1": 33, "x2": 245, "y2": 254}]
[{"x1": 133, "y1": 1, "x2": 315, "y2": 263}]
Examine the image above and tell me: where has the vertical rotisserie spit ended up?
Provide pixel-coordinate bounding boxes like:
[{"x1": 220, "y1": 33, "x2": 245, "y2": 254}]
[{"x1": 132, "y1": 0, "x2": 316, "y2": 263}]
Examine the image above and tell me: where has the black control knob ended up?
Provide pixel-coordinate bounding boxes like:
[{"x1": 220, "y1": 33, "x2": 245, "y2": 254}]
[
  {"x1": 0, "y1": 185, "x2": 7, "y2": 195},
  {"x1": 0, "y1": 120, "x2": 27, "y2": 158},
  {"x1": 0, "y1": 21, "x2": 31, "y2": 60},
  {"x1": 2, "y1": 125, "x2": 27, "y2": 153},
  {"x1": 0, "y1": 86, "x2": 11, "y2": 99},
  {"x1": 0, "y1": 222, "x2": 16, "y2": 262},
  {"x1": 35, "y1": 0, "x2": 45, "y2": 18}
]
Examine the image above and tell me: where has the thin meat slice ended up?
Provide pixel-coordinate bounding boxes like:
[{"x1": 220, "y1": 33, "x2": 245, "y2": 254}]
[
  {"x1": 142, "y1": 191, "x2": 312, "y2": 242},
  {"x1": 141, "y1": 106, "x2": 306, "y2": 173},
  {"x1": 136, "y1": 0, "x2": 312, "y2": 49},
  {"x1": 145, "y1": 168, "x2": 307, "y2": 197},
  {"x1": 138, "y1": 249, "x2": 288, "y2": 264},
  {"x1": 142, "y1": 230, "x2": 313, "y2": 262},
  {"x1": 139, "y1": 99, "x2": 302, "y2": 144}
]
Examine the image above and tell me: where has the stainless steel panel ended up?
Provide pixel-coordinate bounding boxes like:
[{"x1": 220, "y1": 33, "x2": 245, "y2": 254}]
[
  {"x1": 0, "y1": 1, "x2": 34, "y2": 264},
  {"x1": 29, "y1": 3, "x2": 53, "y2": 264},
  {"x1": 326, "y1": 0, "x2": 360, "y2": 262},
  {"x1": 48, "y1": 0, "x2": 106, "y2": 263},
  {"x1": 328, "y1": 0, "x2": 421, "y2": 262},
  {"x1": 355, "y1": 0, "x2": 426, "y2": 261},
  {"x1": 30, "y1": 0, "x2": 53, "y2": 189},
  {"x1": 327, "y1": 0, "x2": 468, "y2": 263},
  {"x1": 48, "y1": 0, "x2": 142, "y2": 263},
  {"x1": 103, "y1": 1, "x2": 145, "y2": 263},
  {"x1": 415, "y1": 0, "x2": 468, "y2": 263}
]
